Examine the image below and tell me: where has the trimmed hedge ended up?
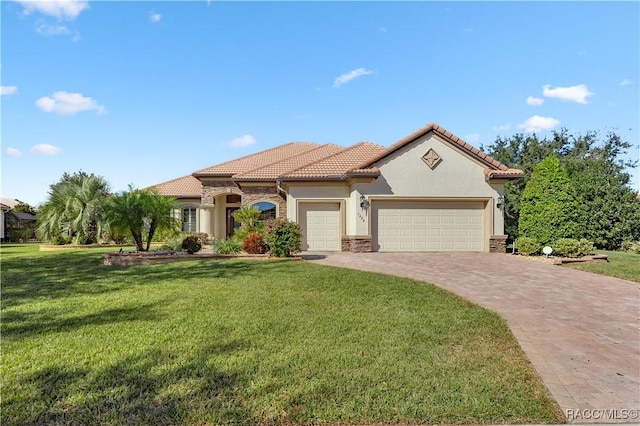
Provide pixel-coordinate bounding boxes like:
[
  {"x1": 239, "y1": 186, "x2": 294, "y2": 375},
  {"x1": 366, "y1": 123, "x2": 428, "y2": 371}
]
[{"x1": 515, "y1": 236, "x2": 541, "y2": 256}]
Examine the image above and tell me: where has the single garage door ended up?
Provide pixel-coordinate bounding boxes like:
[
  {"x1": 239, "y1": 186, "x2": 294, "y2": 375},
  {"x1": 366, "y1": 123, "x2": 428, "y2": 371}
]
[
  {"x1": 299, "y1": 203, "x2": 341, "y2": 251},
  {"x1": 373, "y1": 201, "x2": 484, "y2": 252}
]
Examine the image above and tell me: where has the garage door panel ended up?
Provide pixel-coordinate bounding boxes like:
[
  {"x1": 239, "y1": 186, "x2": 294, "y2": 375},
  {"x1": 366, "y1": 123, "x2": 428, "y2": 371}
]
[
  {"x1": 373, "y1": 201, "x2": 484, "y2": 252},
  {"x1": 300, "y1": 203, "x2": 341, "y2": 251}
]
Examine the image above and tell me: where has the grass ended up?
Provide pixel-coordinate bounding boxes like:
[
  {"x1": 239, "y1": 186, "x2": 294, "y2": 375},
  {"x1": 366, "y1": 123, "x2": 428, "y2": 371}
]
[
  {"x1": 1, "y1": 243, "x2": 563, "y2": 425},
  {"x1": 563, "y1": 250, "x2": 640, "y2": 282}
]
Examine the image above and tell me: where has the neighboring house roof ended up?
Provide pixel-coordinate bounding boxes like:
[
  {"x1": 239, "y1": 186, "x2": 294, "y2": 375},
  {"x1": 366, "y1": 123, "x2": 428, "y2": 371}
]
[
  {"x1": 0, "y1": 198, "x2": 21, "y2": 209},
  {"x1": 154, "y1": 174, "x2": 203, "y2": 198},
  {"x1": 8, "y1": 211, "x2": 37, "y2": 222},
  {"x1": 354, "y1": 122, "x2": 524, "y2": 177},
  {"x1": 193, "y1": 142, "x2": 320, "y2": 177},
  {"x1": 280, "y1": 142, "x2": 386, "y2": 180}
]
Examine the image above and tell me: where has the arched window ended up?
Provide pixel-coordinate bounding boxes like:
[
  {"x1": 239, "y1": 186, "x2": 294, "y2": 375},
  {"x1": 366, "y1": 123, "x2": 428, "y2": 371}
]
[
  {"x1": 182, "y1": 207, "x2": 197, "y2": 232},
  {"x1": 252, "y1": 202, "x2": 276, "y2": 221}
]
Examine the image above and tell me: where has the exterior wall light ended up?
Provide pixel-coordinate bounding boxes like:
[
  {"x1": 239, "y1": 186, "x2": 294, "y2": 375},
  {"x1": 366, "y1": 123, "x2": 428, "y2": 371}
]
[
  {"x1": 360, "y1": 195, "x2": 370, "y2": 210},
  {"x1": 497, "y1": 195, "x2": 504, "y2": 210}
]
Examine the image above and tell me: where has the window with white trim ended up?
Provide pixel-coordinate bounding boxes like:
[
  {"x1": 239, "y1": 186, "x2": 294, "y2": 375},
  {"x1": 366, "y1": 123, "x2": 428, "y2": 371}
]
[{"x1": 182, "y1": 207, "x2": 197, "y2": 232}]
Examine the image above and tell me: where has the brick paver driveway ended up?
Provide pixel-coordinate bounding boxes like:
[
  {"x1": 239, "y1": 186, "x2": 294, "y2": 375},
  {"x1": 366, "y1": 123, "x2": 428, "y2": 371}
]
[{"x1": 304, "y1": 252, "x2": 640, "y2": 423}]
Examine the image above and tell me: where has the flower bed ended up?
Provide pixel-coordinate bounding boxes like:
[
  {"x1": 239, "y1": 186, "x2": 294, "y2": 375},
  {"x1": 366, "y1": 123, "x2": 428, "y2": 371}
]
[
  {"x1": 102, "y1": 251, "x2": 302, "y2": 266},
  {"x1": 551, "y1": 253, "x2": 608, "y2": 265}
]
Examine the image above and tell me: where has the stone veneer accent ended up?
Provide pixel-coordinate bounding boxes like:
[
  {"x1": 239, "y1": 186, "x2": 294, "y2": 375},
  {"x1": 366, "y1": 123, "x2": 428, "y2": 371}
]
[
  {"x1": 201, "y1": 180, "x2": 240, "y2": 205},
  {"x1": 341, "y1": 235, "x2": 372, "y2": 253},
  {"x1": 241, "y1": 186, "x2": 287, "y2": 218},
  {"x1": 489, "y1": 235, "x2": 508, "y2": 253}
]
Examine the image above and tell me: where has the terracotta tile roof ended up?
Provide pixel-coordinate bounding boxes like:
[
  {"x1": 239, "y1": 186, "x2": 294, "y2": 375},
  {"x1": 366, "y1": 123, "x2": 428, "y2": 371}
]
[
  {"x1": 233, "y1": 144, "x2": 345, "y2": 180},
  {"x1": 281, "y1": 142, "x2": 386, "y2": 179},
  {"x1": 152, "y1": 174, "x2": 202, "y2": 198},
  {"x1": 355, "y1": 122, "x2": 523, "y2": 178},
  {"x1": 485, "y1": 168, "x2": 525, "y2": 178},
  {"x1": 193, "y1": 142, "x2": 320, "y2": 177}
]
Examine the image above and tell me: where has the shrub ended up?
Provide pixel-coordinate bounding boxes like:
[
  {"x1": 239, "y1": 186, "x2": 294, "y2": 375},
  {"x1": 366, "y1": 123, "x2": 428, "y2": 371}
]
[
  {"x1": 265, "y1": 218, "x2": 302, "y2": 257},
  {"x1": 162, "y1": 235, "x2": 185, "y2": 251},
  {"x1": 578, "y1": 238, "x2": 595, "y2": 256},
  {"x1": 181, "y1": 235, "x2": 202, "y2": 254},
  {"x1": 515, "y1": 236, "x2": 541, "y2": 256},
  {"x1": 620, "y1": 240, "x2": 640, "y2": 254},
  {"x1": 212, "y1": 238, "x2": 242, "y2": 255},
  {"x1": 53, "y1": 235, "x2": 72, "y2": 245},
  {"x1": 243, "y1": 232, "x2": 267, "y2": 254},
  {"x1": 553, "y1": 238, "x2": 594, "y2": 258},
  {"x1": 192, "y1": 232, "x2": 211, "y2": 245}
]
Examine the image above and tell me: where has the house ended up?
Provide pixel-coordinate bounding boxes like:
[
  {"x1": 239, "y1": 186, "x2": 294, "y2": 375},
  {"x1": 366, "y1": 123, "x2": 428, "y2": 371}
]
[
  {"x1": 0, "y1": 202, "x2": 10, "y2": 241},
  {"x1": 1, "y1": 198, "x2": 37, "y2": 242},
  {"x1": 152, "y1": 123, "x2": 523, "y2": 253}
]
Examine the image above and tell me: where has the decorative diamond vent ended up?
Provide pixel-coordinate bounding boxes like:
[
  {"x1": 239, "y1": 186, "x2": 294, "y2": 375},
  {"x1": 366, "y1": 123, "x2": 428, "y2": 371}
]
[{"x1": 422, "y1": 148, "x2": 442, "y2": 169}]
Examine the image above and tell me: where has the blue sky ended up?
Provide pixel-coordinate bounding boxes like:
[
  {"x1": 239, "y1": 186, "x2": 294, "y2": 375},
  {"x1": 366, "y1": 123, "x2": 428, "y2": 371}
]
[{"x1": 2, "y1": 1, "x2": 639, "y2": 206}]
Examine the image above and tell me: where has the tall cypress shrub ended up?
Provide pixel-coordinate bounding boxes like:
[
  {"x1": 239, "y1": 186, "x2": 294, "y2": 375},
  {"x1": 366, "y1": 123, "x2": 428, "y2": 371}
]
[{"x1": 518, "y1": 156, "x2": 581, "y2": 245}]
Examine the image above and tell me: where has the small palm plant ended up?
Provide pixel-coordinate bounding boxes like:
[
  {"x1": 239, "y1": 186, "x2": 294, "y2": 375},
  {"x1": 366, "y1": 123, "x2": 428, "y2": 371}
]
[{"x1": 232, "y1": 205, "x2": 264, "y2": 241}]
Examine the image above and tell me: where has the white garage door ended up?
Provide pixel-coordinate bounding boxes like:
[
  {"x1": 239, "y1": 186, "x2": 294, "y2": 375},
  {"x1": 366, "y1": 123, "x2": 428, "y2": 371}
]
[
  {"x1": 373, "y1": 201, "x2": 484, "y2": 252},
  {"x1": 299, "y1": 203, "x2": 341, "y2": 251}
]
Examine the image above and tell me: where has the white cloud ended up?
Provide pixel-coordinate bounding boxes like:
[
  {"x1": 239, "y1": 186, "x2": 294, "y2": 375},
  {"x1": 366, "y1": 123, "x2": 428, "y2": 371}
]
[
  {"x1": 378, "y1": 26, "x2": 388, "y2": 33},
  {"x1": 492, "y1": 123, "x2": 511, "y2": 132},
  {"x1": 333, "y1": 68, "x2": 374, "y2": 88},
  {"x1": 30, "y1": 144, "x2": 61, "y2": 155},
  {"x1": 620, "y1": 79, "x2": 633, "y2": 86},
  {"x1": 14, "y1": 0, "x2": 89, "y2": 20},
  {"x1": 526, "y1": 96, "x2": 544, "y2": 106},
  {"x1": 542, "y1": 84, "x2": 593, "y2": 104},
  {"x1": 227, "y1": 134, "x2": 256, "y2": 148},
  {"x1": 519, "y1": 115, "x2": 561, "y2": 133},
  {"x1": 35, "y1": 21, "x2": 71, "y2": 36},
  {"x1": 6, "y1": 147, "x2": 22, "y2": 157},
  {"x1": 0, "y1": 85, "x2": 18, "y2": 96},
  {"x1": 35, "y1": 91, "x2": 105, "y2": 115},
  {"x1": 465, "y1": 133, "x2": 480, "y2": 143},
  {"x1": 149, "y1": 12, "x2": 161, "y2": 23}
]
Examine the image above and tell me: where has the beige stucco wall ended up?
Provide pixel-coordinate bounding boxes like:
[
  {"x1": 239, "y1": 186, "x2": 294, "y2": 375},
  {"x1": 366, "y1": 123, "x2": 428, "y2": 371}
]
[
  {"x1": 351, "y1": 134, "x2": 505, "y2": 237},
  {"x1": 286, "y1": 184, "x2": 353, "y2": 233}
]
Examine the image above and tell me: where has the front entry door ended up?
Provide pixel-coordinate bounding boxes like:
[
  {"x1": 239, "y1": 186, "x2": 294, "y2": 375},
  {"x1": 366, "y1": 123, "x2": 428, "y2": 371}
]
[{"x1": 226, "y1": 207, "x2": 240, "y2": 238}]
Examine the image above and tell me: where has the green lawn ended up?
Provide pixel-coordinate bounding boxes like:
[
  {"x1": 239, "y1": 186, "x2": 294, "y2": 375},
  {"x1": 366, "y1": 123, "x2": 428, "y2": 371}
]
[
  {"x1": 564, "y1": 250, "x2": 640, "y2": 282},
  {"x1": 1, "y1": 244, "x2": 563, "y2": 425}
]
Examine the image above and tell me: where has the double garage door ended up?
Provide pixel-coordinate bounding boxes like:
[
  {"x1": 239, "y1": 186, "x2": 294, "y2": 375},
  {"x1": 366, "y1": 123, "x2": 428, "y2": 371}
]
[
  {"x1": 299, "y1": 201, "x2": 485, "y2": 252},
  {"x1": 372, "y1": 201, "x2": 485, "y2": 252}
]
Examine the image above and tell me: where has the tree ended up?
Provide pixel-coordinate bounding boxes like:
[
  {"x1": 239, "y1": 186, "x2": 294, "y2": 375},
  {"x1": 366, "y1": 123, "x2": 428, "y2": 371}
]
[
  {"x1": 104, "y1": 186, "x2": 180, "y2": 251},
  {"x1": 37, "y1": 172, "x2": 110, "y2": 244},
  {"x1": 483, "y1": 129, "x2": 640, "y2": 248},
  {"x1": 519, "y1": 156, "x2": 581, "y2": 245},
  {"x1": 13, "y1": 202, "x2": 36, "y2": 215}
]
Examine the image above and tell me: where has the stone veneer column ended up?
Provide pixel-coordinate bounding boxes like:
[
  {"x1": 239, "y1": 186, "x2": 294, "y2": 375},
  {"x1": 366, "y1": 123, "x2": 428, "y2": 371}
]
[
  {"x1": 341, "y1": 235, "x2": 373, "y2": 253},
  {"x1": 489, "y1": 235, "x2": 508, "y2": 253}
]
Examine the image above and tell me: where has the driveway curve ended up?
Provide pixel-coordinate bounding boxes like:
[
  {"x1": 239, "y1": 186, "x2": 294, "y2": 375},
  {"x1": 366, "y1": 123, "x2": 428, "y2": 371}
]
[{"x1": 304, "y1": 252, "x2": 640, "y2": 423}]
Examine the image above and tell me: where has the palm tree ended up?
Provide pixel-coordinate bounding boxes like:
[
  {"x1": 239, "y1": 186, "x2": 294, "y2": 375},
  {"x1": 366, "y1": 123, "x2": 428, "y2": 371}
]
[
  {"x1": 37, "y1": 172, "x2": 110, "y2": 244},
  {"x1": 104, "y1": 186, "x2": 180, "y2": 251}
]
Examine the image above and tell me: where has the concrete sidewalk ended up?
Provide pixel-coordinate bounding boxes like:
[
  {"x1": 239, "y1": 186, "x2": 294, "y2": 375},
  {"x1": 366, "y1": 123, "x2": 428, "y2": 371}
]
[{"x1": 304, "y1": 252, "x2": 640, "y2": 424}]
